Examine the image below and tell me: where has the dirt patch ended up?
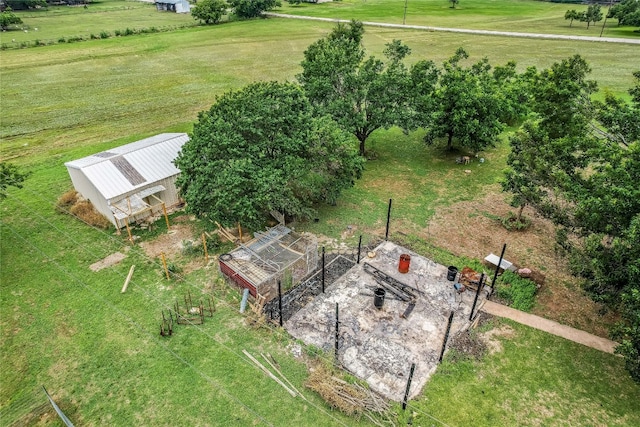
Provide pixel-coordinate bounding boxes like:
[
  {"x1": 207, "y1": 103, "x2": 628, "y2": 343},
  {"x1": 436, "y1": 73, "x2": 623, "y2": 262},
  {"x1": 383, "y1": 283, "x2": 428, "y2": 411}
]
[
  {"x1": 89, "y1": 252, "x2": 126, "y2": 271},
  {"x1": 139, "y1": 223, "x2": 196, "y2": 259},
  {"x1": 481, "y1": 323, "x2": 516, "y2": 355},
  {"x1": 423, "y1": 189, "x2": 617, "y2": 337}
]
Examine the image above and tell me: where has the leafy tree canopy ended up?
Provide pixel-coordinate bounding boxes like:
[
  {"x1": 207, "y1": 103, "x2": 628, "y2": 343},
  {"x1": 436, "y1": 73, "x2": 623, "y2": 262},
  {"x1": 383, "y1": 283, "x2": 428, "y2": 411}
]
[
  {"x1": 174, "y1": 81, "x2": 363, "y2": 230},
  {"x1": 298, "y1": 21, "x2": 414, "y2": 156},
  {"x1": 4, "y1": 0, "x2": 46, "y2": 11},
  {"x1": 228, "y1": 0, "x2": 280, "y2": 19},
  {"x1": 0, "y1": 162, "x2": 29, "y2": 200},
  {"x1": 608, "y1": 0, "x2": 640, "y2": 28},
  {"x1": 528, "y1": 54, "x2": 597, "y2": 139},
  {"x1": 0, "y1": 7, "x2": 22, "y2": 30},
  {"x1": 422, "y1": 48, "x2": 524, "y2": 153},
  {"x1": 502, "y1": 64, "x2": 640, "y2": 381},
  {"x1": 191, "y1": 0, "x2": 227, "y2": 25}
]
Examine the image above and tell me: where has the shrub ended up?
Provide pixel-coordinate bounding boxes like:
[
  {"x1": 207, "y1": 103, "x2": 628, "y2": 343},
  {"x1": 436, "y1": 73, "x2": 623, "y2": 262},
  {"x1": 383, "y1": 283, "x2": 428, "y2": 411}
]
[
  {"x1": 495, "y1": 270, "x2": 537, "y2": 311},
  {"x1": 501, "y1": 211, "x2": 531, "y2": 231},
  {"x1": 100, "y1": 31, "x2": 110, "y2": 39}
]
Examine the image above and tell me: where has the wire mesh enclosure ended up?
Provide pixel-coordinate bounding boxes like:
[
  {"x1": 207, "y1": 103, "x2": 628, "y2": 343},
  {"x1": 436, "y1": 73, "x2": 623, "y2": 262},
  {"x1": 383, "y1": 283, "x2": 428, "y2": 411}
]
[{"x1": 218, "y1": 225, "x2": 318, "y2": 300}]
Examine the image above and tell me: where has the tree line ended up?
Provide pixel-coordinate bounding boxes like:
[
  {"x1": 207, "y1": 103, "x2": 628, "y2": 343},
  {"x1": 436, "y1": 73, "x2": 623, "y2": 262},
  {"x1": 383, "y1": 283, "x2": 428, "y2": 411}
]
[{"x1": 175, "y1": 21, "x2": 639, "y2": 381}]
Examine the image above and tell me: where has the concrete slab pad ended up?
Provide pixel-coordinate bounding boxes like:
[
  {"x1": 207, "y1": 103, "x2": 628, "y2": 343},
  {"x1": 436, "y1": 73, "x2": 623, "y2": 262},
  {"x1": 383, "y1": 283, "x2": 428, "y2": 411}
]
[{"x1": 286, "y1": 241, "x2": 489, "y2": 401}]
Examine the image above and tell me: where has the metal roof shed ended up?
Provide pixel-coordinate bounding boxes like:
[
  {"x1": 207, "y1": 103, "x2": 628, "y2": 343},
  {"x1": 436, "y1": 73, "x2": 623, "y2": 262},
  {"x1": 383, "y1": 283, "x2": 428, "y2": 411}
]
[{"x1": 64, "y1": 133, "x2": 189, "y2": 228}]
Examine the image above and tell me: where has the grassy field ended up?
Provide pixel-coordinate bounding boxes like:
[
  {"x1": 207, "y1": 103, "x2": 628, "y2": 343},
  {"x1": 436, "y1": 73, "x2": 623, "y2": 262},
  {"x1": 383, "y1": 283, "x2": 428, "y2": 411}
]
[
  {"x1": 278, "y1": 0, "x2": 640, "y2": 38},
  {"x1": 2, "y1": 2, "x2": 640, "y2": 425}
]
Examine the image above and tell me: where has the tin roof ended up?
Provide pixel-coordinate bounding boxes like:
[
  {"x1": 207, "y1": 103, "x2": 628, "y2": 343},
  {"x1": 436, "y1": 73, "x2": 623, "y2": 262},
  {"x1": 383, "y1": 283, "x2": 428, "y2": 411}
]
[{"x1": 65, "y1": 133, "x2": 188, "y2": 201}]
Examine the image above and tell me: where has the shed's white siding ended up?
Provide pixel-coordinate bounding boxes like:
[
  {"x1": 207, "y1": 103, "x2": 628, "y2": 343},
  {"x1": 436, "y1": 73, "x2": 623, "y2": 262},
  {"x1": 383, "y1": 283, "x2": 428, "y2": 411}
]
[{"x1": 64, "y1": 133, "x2": 188, "y2": 227}]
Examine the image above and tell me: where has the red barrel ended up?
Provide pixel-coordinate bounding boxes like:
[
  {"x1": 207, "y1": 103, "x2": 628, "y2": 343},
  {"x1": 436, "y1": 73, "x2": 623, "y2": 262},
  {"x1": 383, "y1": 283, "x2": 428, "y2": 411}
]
[{"x1": 398, "y1": 254, "x2": 411, "y2": 274}]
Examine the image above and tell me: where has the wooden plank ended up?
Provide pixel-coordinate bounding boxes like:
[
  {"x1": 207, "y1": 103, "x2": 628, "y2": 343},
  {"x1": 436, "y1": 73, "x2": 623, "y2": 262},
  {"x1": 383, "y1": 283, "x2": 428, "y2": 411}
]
[
  {"x1": 242, "y1": 350, "x2": 296, "y2": 397},
  {"x1": 121, "y1": 265, "x2": 135, "y2": 293}
]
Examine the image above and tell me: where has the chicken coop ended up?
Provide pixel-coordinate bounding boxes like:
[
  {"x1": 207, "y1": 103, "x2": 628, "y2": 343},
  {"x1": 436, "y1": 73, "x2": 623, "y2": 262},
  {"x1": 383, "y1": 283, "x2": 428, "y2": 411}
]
[{"x1": 218, "y1": 225, "x2": 318, "y2": 300}]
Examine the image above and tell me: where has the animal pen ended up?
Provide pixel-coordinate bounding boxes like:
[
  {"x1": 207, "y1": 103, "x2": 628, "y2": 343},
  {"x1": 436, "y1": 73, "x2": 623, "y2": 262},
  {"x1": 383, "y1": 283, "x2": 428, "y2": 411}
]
[{"x1": 218, "y1": 225, "x2": 318, "y2": 300}]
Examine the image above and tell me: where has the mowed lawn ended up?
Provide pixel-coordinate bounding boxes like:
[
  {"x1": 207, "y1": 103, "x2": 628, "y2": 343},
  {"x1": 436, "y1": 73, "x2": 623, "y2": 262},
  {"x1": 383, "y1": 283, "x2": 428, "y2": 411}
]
[
  {"x1": 2, "y1": 4, "x2": 640, "y2": 426},
  {"x1": 277, "y1": 0, "x2": 640, "y2": 38}
]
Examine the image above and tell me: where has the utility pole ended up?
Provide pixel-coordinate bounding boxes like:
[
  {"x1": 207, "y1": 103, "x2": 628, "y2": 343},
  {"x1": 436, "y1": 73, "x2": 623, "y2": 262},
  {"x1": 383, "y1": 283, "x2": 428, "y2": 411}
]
[{"x1": 403, "y1": 0, "x2": 408, "y2": 25}]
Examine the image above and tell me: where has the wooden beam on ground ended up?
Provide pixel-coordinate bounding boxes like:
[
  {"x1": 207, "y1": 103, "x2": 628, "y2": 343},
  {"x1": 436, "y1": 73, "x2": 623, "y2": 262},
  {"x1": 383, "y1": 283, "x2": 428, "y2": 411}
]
[
  {"x1": 242, "y1": 350, "x2": 296, "y2": 397},
  {"x1": 121, "y1": 265, "x2": 135, "y2": 293}
]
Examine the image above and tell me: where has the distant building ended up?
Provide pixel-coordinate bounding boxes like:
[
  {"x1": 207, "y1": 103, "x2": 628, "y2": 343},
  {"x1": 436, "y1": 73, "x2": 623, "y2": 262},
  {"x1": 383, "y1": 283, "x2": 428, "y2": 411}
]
[
  {"x1": 64, "y1": 133, "x2": 188, "y2": 228},
  {"x1": 155, "y1": 0, "x2": 191, "y2": 13}
]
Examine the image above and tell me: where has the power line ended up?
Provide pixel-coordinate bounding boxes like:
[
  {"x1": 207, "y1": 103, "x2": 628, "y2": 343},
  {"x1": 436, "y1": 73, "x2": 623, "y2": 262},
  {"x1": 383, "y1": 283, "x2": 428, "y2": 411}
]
[
  {"x1": 9, "y1": 186, "x2": 455, "y2": 427},
  {"x1": 2, "y1": 220, "x2": 276, "y2": 427},
  {"x1": 3, "y1": 191, "x2": 353, "y2": 427}
]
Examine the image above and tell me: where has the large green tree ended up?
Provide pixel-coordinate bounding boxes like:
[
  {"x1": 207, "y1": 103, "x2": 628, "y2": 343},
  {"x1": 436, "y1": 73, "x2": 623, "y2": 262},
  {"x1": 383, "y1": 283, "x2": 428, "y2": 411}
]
[
  {"x1": 564, "y1": 9, "x2": 580, "y2": 27},
  {"x1": 608, "y1": 0, "x2": 640, "y2": 28},
  {"x1": 298, "y1": 21, "x2": 414, "y2": 156},
  {"x1": 174, "y1": 81, "x2": 363, "y2": 230},
  {"x1": 0, "y1": 162, "x2": 29, "y2": 200},
  {"x1": 503, "y1": 64, "x2": 640, "y2": 381},
  {"x1": 0, "y1": 7, "x2": 22, "y2": 31},
  {"x1": 528, "y1": 55, "x2": 597, "y2": 139},
  {"x1": 228, "y1": 0, "x2": 280, "y2": 19},
  {"x1": 191, "y1": 0, "x2": 227, "y2": 25},
  {"x1": 580, "y1": 4, "x2": 603, "y2": 29},
  {"x1": 423, "y1": 48, "x2": 518, "y2": 152}
]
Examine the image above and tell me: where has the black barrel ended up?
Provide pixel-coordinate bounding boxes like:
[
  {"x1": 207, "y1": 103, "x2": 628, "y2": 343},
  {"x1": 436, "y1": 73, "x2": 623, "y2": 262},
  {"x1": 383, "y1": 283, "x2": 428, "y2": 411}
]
[
  {"x1": 374, "y1": 288, "x2": 386, "y2": 309},
  {"x1": 447, "y1": 266, "x2": 458, "y2": 281}
]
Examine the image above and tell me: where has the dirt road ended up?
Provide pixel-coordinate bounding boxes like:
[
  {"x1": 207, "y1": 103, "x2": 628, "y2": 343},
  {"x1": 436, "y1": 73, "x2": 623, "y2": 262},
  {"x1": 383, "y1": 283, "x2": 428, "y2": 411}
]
[{"x1": 266, "y1": 13, "x2": 640, "y2": 45}]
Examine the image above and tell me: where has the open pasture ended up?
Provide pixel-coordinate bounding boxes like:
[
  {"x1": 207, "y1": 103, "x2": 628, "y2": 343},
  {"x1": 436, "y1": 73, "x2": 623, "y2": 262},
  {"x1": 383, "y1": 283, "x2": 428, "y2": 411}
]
[{"x1": 2, "y1": 4, "x2": 640, "y2": 426}]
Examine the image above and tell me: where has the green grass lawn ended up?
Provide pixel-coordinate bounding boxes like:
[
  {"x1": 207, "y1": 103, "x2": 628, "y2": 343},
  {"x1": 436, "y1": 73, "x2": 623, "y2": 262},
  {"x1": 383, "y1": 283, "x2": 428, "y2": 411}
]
[
  {"x1": 2, "y1": 3, "x2": 640, "y2": 425},
  {"x1": 279, "y1": 0, "x2": 640, "y2": 38},
  {"x1": 417, "y1": 318, "x2": 640, "y2": 426}
]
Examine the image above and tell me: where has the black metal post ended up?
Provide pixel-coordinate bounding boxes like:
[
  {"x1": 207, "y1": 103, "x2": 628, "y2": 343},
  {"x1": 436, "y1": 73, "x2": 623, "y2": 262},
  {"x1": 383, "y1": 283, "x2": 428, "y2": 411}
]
[
  {"x1": 469, "y1": 273, "x2": 485, "y2": 321},
  {"x1": 489, "y1": 244, "x2": 506, "y2": 298},
  {"x1": 385, "y1": 198, "x2": 392, "y2": 240},
  {"x1": 438, "y1": 311, "x2": 454, "y2": 362},
  {"x1": 402, "y1": 363, "x2": 416, "y2": 410},
  {"x1": 335, "y1": 303, "x2": 339, "y2": 362},
  {"x1": 357, "y1": 235, "x2": 362, "y2": 264},
  {"x1": 321, "y1": 246, "x2": 326, "y2": 293},
  {"x1": 278, "y1": 280, "x2": 283, "y2": 327}
]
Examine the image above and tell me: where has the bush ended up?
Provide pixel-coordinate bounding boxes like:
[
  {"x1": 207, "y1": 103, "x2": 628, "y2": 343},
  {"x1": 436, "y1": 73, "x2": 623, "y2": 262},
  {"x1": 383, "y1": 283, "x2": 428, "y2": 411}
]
[
  {"x1": 100, "y1": 31, "x2": 110, "y2": 39},
  {"x1": 495, "y1": 270, "x2": 537, "y2": 311},
  {"x1": 501, "y1": 211, "x2": 531, "y2": 231},
  {"x1": 181, "y1": 234, "x2": 223, "y2": 257}
]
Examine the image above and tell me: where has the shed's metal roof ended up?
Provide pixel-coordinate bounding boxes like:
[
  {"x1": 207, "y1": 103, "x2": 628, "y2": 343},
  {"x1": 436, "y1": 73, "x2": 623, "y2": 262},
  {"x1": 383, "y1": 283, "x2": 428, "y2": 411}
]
[{"x1": 64, "y1": 133, "x2": 188, "y2": 201}]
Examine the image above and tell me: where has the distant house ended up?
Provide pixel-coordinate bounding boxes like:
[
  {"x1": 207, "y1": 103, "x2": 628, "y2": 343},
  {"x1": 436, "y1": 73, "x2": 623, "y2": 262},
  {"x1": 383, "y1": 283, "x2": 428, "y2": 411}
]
[
  {"x1": 155, "y1": 0, "x2": 191, "y2": 13},
  {"x1": 64, "y1": 133, "x2": 189, "y2": 228}
]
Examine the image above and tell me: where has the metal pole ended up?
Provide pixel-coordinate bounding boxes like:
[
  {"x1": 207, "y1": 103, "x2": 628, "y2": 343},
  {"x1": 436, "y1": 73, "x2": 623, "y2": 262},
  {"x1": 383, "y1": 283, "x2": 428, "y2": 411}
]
[
  {"x1": 489, "y1": 244, "x2": 506, "y2": 298},
  {"x1": 438, "y1": 311, "x2": 454, "y2": 362},
  {"x1": 402, "y1": 363, "x2": 416, "y2": 410},
  {"x1": 321, "y1": 246, "x2": 325, "y2": 293},
  {"x1": 357, "y1": 235, "x2": 362, "y2": 264},
  {"x1": 335, "y1": 303, "x2": 339, "y2": 362},
  {"x1": 469, "y1": 273, "x2": 485, "y2": 321},
  {"x1": 278, "y1": 280, "x2": 283, "y2": 327},
  {"x1": 403, "y1": 0, "x2": 408, "y2": 25},
  {"x1": 385, "y1": 198, "x2": 392, "y2": 240},
  {"x1": 600, "y1": 0, "x2": 613, "y2": 37}
]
